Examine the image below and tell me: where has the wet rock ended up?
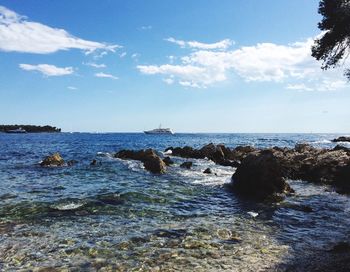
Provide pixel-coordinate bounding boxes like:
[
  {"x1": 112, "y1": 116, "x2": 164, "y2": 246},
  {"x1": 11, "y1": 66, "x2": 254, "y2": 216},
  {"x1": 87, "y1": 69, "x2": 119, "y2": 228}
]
[
  {"x1": 330, "y1": 242, "x2": 350, "y2": 253},
  {"x1": 67, "y1": 160, "x2": 78, "y2": 166},
  {"x1": 180, "y1": 161, "x2": 193, "y2": 169},
  {"x1": 40, "y1": 153, "x2": 65, "y2": 167},
  {"x1": 334, "y1": 163, "x2": 350, "y2": 194},
  {"x1": 332, "y1": 136, "x2": 350, "y2": 142},
  {"x1": 115, "y1": 149, "x2": 166, "y2": 174},
  {"x1": 163, "y1": 156, "x2": 174, "y2": 166},
  {"x1": 203, "y1": 168, "x2": 212, "y2": 174},
  {"x1": 231, "y1": 150, "x2": 294, "y2": 201},
  {"x1": 90, "y1": 159, "x2": 98, "y2": 166},
  {"x1": 333, "y1": 145, "x2": 350, "y2": 153},
  {"x1": 171, "y1": 146, "x2": 204, "y2": 159},
  {"x1": 143, "y1": 155, "x2": 167, "y2": 174}
]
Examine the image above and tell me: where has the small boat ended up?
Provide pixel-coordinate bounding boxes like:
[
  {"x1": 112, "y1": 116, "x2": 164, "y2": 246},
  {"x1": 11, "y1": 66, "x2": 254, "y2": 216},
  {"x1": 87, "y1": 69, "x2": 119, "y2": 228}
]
[
  {"x1": 144, "y1": 125, "x2": 174, "y2": 135},
  {"x1": 5, "y1": 127, "x2": 27, "y2": 133}
]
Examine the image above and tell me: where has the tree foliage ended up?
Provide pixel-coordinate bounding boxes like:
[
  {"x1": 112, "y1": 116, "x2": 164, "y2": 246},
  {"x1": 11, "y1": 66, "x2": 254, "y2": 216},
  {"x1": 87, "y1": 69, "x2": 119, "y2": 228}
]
[{"x1": 312, "y1": 0, "x2": 350, "y2": 79}]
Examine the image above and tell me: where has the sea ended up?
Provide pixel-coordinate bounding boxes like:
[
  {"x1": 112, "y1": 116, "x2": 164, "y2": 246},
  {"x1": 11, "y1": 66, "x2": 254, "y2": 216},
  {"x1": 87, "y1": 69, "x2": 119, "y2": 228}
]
[{"x1": 0, "y1": 133, "x2": 350, "y2": 271}]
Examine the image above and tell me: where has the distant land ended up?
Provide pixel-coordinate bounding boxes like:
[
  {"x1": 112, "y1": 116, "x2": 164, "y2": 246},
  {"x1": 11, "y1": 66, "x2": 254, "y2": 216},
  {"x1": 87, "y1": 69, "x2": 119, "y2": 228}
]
[{"x1": 0, "y1": 125, "x2": 61, "y2": 133}]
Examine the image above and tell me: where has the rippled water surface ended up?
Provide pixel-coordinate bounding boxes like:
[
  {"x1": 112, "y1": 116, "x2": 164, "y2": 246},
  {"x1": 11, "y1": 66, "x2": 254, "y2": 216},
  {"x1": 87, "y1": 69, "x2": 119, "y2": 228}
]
[{"x1": 0, "y1": 133, "x2": 349, "y2": 271}]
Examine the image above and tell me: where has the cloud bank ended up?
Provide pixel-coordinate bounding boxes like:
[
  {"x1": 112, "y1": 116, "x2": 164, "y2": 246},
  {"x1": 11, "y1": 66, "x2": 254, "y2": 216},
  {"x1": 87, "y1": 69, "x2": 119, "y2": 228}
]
[
  {"x1": 138, "y1": 37, "x2": 347, "y2": 91},
  {"x1": 0, "y1": 6, "x2": 120, "y2": 54}
]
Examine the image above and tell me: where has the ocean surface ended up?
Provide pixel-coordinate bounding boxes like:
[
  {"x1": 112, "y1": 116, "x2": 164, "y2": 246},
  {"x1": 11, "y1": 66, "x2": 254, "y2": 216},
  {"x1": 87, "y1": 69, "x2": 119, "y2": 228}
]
[{"x1": 0, "y1": 133, "x2": 350, "y2": 271}]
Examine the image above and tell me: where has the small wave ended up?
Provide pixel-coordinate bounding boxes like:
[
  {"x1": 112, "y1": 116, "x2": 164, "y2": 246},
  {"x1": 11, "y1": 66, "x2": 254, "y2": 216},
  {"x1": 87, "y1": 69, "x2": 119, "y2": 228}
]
[
  {"x1": 97, "y1": 151, "x2": 114, "y2": 158},
  {"x1": 50, "y1": 201, "x2": 85, "y2": 211},
  {"x1": 311, "y1": 139, "x2": 332, "y2": 144}
]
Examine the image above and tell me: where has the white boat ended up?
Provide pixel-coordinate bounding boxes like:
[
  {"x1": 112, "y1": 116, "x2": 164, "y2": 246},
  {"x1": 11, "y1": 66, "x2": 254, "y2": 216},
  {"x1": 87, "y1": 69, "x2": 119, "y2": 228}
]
[
  {"x1": 144, "y1": 125, "x2": 174, "y2": 135},
  {"x1": 5, "y1": 127, "x2": 27, "y2": 133}
]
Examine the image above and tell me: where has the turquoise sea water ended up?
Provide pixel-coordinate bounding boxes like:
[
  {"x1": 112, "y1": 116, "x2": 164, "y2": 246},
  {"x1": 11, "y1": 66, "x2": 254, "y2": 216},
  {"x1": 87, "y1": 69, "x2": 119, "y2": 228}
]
[{"x1": 0, "y1": 133, "x2": 349, "y2": 271}]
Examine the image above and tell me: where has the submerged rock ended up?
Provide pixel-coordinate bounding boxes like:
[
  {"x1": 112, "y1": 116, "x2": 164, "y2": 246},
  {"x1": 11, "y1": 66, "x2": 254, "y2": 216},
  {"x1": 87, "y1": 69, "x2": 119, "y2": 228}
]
[
  {"x1": 40, "y1": 153, "x2": 65, "y2": 167},
  {"x1": 163, "y1": 156, "x2": 174, "y2": 166},
  {"x1": 203, "y1": 168, "x2": 212, "y2": 174},
  {"x1": 115, "y1": 149, "x2": 166, "y2": 174},
  {"x1": 231, "y1": 150, "x2": 294, "y2": 201},
  {"x1": 180, "y1": 161, "x2": 193, "y2": 169}
]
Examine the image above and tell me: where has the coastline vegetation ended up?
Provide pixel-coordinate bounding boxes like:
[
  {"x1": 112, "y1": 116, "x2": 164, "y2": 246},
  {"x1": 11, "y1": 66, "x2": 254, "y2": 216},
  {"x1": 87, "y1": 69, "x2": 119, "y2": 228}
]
[{"x1": 0, "y1": 125, "x2": 61, "y2": 133}]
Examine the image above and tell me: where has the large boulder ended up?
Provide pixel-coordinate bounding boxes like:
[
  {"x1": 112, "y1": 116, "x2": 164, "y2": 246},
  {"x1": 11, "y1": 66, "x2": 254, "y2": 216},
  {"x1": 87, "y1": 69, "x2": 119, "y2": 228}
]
[
  {"x1": 231, "y1": 150, "x2": 294, "y2": 201},
  {"x1": 40, "y1": 153, "x2": 65, "y2": 167},
  {"x1": 143, "y1": 155, "x2": 167, "y2": 174},
  {"x1": 334, "y1": 163, "x2": 350, "y2": 194},
  {"x1": 115, "y1": 149, "x2": 166, "y2": 174},
  {"x1": 180, "y1": 161, "x2": 193, "y2": 169}
]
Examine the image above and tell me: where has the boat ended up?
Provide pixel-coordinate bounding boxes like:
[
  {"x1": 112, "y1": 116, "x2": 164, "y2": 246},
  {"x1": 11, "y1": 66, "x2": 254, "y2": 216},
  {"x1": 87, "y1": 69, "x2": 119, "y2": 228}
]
[
  {"x1": 144, "y1": 125, "x2": 174, "y2": 135},
  {"x1": 5, "y1": 127, "x2": 27, "y2": 133}
]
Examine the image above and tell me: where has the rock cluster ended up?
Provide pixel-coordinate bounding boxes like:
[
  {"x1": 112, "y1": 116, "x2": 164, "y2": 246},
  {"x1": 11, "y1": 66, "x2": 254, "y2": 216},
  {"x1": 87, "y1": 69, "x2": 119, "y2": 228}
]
[
  {"x1": 115, "y1": 149, "x2": 166, "y2": 174},
  {"x1": 165, "y1": 143, "x2": 241, "y2": 167},
  {"x1": 230, "y1": 143, "x2": 350, "y2": 200},
  {"x1": 332, "y1": 136, "x2": 350, "y2": 142}
]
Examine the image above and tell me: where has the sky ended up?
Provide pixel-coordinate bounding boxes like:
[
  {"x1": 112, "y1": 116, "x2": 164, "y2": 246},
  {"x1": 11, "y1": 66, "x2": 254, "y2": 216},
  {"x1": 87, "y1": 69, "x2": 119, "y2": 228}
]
[{"x1": 0, "y1": 0, "x2": 349, "y2": 133}]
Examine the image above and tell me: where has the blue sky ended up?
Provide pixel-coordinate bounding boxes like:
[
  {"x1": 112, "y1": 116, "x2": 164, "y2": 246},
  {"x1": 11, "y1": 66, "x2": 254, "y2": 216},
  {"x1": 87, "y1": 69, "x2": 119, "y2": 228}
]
[{"x1": 0, "y1": 0, "x2": 349, "y2": 132}]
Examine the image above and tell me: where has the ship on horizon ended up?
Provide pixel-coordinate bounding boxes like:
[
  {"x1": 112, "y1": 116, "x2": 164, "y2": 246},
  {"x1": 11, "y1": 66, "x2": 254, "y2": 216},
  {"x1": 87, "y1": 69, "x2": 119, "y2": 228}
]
[{"x1": 144, "y1": 125, "x2": 174, "y2": 135}]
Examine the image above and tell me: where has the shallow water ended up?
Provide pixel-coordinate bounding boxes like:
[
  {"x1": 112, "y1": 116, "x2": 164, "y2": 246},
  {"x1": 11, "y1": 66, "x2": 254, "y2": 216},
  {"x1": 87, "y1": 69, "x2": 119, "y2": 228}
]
[{"x1": 0, "y1": 133, "x2": 349, "y2": 271}]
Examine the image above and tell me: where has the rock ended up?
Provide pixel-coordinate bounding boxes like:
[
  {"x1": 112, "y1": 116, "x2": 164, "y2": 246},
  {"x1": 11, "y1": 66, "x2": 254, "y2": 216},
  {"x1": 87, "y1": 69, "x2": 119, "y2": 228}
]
[
  {"x1": 67, "y1": 160, "x2": 78, "y2": 166},
  {"x1": 143, "y1": 155, "x2": 167, "y2": 174},
  {"x1": 334, "y1": 163, "x2": 350, "y2": 194},
  {"x1": 332, "y1": 136, "x2": 350, "y2": 142},
  {"x1": 180, "y1": 161, "x2": 193, "y2": 169},
  {"x1": 115, "y1": 149, "x2": 166, "y2": 174},
  {"x1": 333, "y1": 145, "x2": 350, "y2": 153},
  {"x1": 330, "y1": 242, "x2": 350, "y2": 253},
  {"x1": 171, "y1": 146, "x2": 204, "y2": 159},
  {"x1": 231, "y1": 150, "x2": 294, "y2": 201},
  {"x1": 163, "y1": 156, "x2": 174, "y2": 166},
  {"x1": 232, "y1": 145, "x2": 257, "y2": 160},
  {"x1": 90, "y1": 159, "x2": 98, "y2": 166},
  {"x1": 40, "y1": 153, "x2": 65, "y2": 167},
  {"x1": 203, "y1": 168, "x2": 212, "y2": 174}
]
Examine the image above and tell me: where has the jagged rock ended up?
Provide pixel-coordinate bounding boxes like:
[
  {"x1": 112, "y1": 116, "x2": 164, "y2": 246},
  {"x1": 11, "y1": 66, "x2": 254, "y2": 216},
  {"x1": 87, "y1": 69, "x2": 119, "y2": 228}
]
[
  {"x1": 231, "y1": 150, "x2": 294, "y2": 201},
  {"x1": 180, "y1": 161, "x2": 193, "y2": 169},
  {"x1": 163, "y1": 156, "x2": 174, "y2": 166},
  {"x1": 40, "y1": 153, "x2": 65, "y2": 167},
  {"x1": 143, "y1": 155, "x2": 167, "y2": 174},
  {"x1": 203, "y1": 168, "x2": 212, "y2": 174},
  {"x1": 171, "y1": 146, "x2": 204, "y2": 159},
  {"x1": 115, "y1": 149, "x2": 166, "y2": 174},
  {"x1": 332, "y1": 136, "x2": 350, "y2": 142}
]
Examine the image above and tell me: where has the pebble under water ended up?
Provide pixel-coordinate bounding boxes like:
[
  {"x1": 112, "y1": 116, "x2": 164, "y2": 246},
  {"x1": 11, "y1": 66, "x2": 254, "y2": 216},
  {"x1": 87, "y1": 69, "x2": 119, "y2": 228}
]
[{"x1": 0, "y1": 133, "x2": 350, "y2": 271}]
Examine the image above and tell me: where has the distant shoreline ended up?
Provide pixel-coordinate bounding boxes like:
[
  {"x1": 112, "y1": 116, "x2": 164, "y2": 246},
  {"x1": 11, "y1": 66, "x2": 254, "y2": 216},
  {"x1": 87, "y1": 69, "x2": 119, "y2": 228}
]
[{"x1": 0, "y1": 125, "x2": 61, "y2": 133}]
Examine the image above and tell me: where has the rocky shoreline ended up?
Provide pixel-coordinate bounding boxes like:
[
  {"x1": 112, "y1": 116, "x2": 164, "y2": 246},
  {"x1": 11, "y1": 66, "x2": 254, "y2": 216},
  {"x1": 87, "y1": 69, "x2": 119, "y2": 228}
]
[
  {"x1": 41, "y1": 142, "x2": 350, "y2": 201},
  {"x1": 39, "y1": 142, "x2": 350, "y2": 271}
]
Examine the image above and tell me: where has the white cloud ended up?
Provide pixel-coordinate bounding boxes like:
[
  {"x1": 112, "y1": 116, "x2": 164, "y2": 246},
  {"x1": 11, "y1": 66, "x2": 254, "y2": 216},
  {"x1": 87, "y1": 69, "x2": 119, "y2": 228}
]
[
  {"x1": 84, "y1": 62, "x2": 106, "y2": 68},
  {"x1": 165, "y1": 37, "x2": 233, "y2": 50},
  {"x1": 0, "y1": 5, "x2": 120, "y2": 54},
  {"x1": 19, "y1": 64, "x2": 74, "y2": 76},
  {"x1": 95, "y1": 72, "x2": 118, "y2": 80},
  {"x1": 139, "y1": 25, "x2": 152, "y2": 30},
  {"x1": 67, "y1": 86, "x2": 78, "y2": 90},
  {"x1": 120, "y1": 52, "x2": 127, "y2": 58},
  {"x1": 137, "y1": 37, "x2": 348, "y2": 90},
  {"x1": 163, "y1": 78, "x2": 174, "y2": 85}
]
